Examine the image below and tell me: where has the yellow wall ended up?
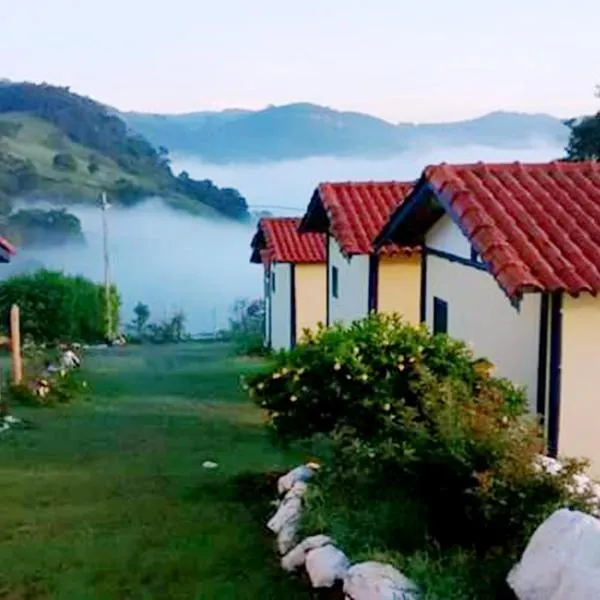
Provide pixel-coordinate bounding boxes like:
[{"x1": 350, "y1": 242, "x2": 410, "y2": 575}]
[
  {"x1": 295, "y1": 263, "x2": 327, "y2": 341},
  {"x1": 559, "y1": 293, "x2": 600, "y2": 477},
  {"x1": 377, "y1": 254, "x2": 421, "y2": 325}
]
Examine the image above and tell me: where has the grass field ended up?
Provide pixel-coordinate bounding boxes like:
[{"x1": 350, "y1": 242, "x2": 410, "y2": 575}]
[{"x1": 0, "y1": 342, "x2": 306, "y2": 599}]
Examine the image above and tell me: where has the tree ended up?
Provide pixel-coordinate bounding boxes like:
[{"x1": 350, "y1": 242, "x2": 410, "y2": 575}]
[
  {"x1": 129, "y1": 302, "x2": 150, "y2": 337},
  {"x1": 0, "y1": 270, "x2": 120, "y2": 343},
  {"x1": 565, "y1": 87, "x2": 600, "y2": 161},
  {"x1": 52, "y1": 152, "x2": 77, "y2": 172},
  {"x1": 87, "y1": 153, "x2": 100, "y2": 174}
]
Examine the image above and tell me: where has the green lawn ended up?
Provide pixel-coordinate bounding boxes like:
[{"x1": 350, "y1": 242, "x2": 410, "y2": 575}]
[{"x1": 0, "y1": 343, "x2": 306, "y2": 599}]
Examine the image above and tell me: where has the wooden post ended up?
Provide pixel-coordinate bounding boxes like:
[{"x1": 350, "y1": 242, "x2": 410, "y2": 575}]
[{"x1": 10, "y1": 304, "x2": 22, "y2": 385}]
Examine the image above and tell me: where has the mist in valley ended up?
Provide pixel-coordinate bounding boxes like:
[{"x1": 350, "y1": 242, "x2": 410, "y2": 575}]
[{"x1": 6, "y1": 142, "x2": 563, "y2": 334}]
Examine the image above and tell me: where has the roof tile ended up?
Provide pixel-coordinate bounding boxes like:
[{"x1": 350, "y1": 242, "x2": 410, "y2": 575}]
[
  {"x1": 306, "y1": 181, "x2": 416, "y2": 256},
  {"x1": 420, "y1": 161, "x2": 600, "y2": 296},
  {"x1": 251, "y1": 217, "x2": 325, "y2": 264}
]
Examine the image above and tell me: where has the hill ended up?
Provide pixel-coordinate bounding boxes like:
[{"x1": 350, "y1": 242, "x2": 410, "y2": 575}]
[
  {"x1": 0, "y1": 82, "x2": 249, "y2": 222},
  {"x1": 123, "y1": 103, "x2": 570, "y2": 164}
]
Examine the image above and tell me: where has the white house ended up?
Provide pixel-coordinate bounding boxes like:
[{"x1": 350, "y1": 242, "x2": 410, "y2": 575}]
[
  {"x1": 376, "y1": 160, "x2": 600, "y2": 472},
  {"x1": 250, "y1": 217, "x2": 326, "y2": 351},
  {"x1": 299, "y1": 182, "x2": 421, "y2": 327}
]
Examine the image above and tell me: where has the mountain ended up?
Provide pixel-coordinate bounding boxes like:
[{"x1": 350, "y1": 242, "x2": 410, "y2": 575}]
[
  {"x1": 123, "y1": 103, "x2": 570, "y2": 164},
  {"x1": 0, "y1": 82, "x2": 249, "y2": 221}
]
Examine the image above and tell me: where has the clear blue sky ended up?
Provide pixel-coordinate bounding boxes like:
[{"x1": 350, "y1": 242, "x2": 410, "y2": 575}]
[{"x1": 1, "y1": 0, "x2": 598, "y2": 121}]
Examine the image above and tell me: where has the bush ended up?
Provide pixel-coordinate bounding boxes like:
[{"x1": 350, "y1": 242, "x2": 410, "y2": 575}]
[
  {"x1": 246, "y1": 313, "x2": 596, "y2": 595},
  {"x1": 0, "y1": 270, "x2": 120, "y2": 344},
  {"x1": 52, "y1": 152, "x2": 77, "y2": 172}
]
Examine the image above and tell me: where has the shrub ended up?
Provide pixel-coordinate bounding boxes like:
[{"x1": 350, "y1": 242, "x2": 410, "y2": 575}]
[
  {"x1": 52, "y1": 152, "x2": 77, "y2": 172},
  {"x1": 0, "y1": 270, "x2": 120, "y2": 344},
  {"x1": 247, "y1": 313, "x2": 597, "y2": 594},
  {"x1": 246, "y1": 313, "x2": 518, "y2": 442}
]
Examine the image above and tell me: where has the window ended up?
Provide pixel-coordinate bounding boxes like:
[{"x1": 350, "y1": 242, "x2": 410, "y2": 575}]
[
  {"x1": 331, "y1": 266, "x2": 339, "y2": 299},
  {"x1": 470, "y1": 246, "x2": 478, "y2": 262},
  {"x1": 271, "y1": 270, "x2": 276, "y2": 293},
  {"x1": 433, "y1": 297, "x2": 448, "y2": 334}
]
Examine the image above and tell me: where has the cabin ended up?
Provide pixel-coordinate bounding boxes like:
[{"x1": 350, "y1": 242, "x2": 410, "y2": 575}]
[
  {"x1": 376, "y1": 161, "x2": 600, "y2": 472},
  {"x1": 250, "y1": 217, "x2": 326, "y2": 351},
  {"x1": 299, "y1": 182, "x2": 420, "y2": 326}
]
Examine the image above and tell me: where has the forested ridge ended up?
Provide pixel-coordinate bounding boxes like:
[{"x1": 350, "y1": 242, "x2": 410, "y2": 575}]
[{"x1": 0, "y1": 81, "x2": 249, "y2": 233}]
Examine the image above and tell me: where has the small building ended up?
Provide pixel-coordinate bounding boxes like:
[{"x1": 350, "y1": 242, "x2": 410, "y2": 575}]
[
  {"x1": 376, "y1": 161, "x2": 600, "y2": 470},
  {"x1": 250, "y1": 217, "x2": 326, "y2": 351},
  {"x1": 299, "y1": 182, "x2": 420, "y2": 326}
]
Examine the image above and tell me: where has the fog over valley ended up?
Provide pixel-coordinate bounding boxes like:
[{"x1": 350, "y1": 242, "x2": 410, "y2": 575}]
[{"x1": 6, "y1": 142, "x2": 563, "y2": 333}]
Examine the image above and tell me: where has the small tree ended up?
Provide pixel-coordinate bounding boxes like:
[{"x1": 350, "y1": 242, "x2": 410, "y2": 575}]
[
  {"x1": 52, "y1": 152, "x2": 77, "y2": 172},
  {"x1": 130, "y1": 302, "x2": 150, "y2": 337},
  {"x1": 565, "y1": 86, "x2": 600, "y2": 161},
  {"x1": 87, "y1": 154, "x2": 100, "y2": 174}
]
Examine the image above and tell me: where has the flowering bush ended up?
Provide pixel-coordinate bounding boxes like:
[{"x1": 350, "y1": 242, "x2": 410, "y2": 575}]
[
  {"x1": 246, "y1": 313, "x2": 597, "y2": 571},
  {"x1": 245, "y1": 313, "x2": 525, "y2": 442}
]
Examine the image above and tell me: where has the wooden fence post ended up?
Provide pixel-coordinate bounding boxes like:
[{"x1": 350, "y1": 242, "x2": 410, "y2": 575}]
[{"x1": 10, "y1": 304, "x2": 22, "y2": 384}]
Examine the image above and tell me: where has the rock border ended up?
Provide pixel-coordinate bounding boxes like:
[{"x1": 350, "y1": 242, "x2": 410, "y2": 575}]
[{"x1": 266, "y1": 463, "x2": 420, "y2": 599}]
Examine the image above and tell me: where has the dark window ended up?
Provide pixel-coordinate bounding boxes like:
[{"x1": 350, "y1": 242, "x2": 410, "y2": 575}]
[
  {"x1": 331, "y1": 266, "x2": 339, "y2": 299},
  {"x1": 433, "y1": 297, "x2": 448, "y2": 334},
  {"x1": 271, "y1": 271, "x2": 276, "y2": 293},
  {"x1": 470, "y1": 246, "x2": 478, "y2": 262}
]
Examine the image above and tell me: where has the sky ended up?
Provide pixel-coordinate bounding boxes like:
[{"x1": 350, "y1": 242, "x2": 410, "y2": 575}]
[{"x1": 1, "y1": 0, "x2": 599, "y2": 122}]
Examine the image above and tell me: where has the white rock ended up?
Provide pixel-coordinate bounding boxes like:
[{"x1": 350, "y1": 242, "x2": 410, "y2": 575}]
[
  {"x1": 344, "y1": 561, "x2": 419, "y2": 600},
  {"x1": 267, "y1": 496, "x2": 302, "y2": 534},
  {"x1": 277, "y1": 518, "x2": 300, "y2": 555},
  {"x1": 277, "y1": 464, "x2": 317, "y2": 496},
  {"x1": 282, "y1": 480, "x2": 308, "y2": 501},
  {"x1": 281, "y1": 534, "x2": 333, "y2": 572},
  {"x1": 507, "y1": 508, "x2": 600, "y2": 599},
  {"x1": 3, "y1": 415, "x2": 20, "y2": 425},
  {"x1": 202, "y1": 461, "x2": 218, "y2": 469},
  {"x1": 305, "y1": 545, "x2": 350, "y2": 588}
]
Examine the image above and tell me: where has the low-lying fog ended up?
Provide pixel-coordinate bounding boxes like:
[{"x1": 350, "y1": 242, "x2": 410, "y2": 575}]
[{"x1": 8, "y1": 143, "x2": 562, "y2": 334}]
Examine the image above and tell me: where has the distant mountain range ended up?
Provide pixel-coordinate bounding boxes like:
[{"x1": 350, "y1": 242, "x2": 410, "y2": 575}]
[{"x1": 122, "y1": 103, "x2": 570, "y2": 164}]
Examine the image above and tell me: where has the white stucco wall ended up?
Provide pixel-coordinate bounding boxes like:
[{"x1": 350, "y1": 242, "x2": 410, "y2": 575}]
[
  {"x1": 270, "y1": 262, "x2": 292, "y2": 351},
  {"x1": 424, "y1": 216, "x2": 542, "y2": 412},
  {"x1": 328, "y1": 235, "x2": 369, "y2": 326},
  {"x1": 427, "y1": 214, "x2": 472, "y2": 258},
  {"x1": 264, "y1": 266, "x2": 271, "y2": 347},
  {"x1": 559, "y1": 294, "x2": 600, "y2": 476}
]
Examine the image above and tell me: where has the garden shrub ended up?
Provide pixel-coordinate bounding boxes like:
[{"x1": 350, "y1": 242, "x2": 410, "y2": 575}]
[{"x1": 246, "y1": 313, "x2": 597, "y2": 593}]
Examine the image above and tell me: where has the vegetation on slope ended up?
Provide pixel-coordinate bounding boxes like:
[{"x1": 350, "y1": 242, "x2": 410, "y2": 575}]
[{"x1": 0, "y1": 82, "x2": 249, "y2": 228}]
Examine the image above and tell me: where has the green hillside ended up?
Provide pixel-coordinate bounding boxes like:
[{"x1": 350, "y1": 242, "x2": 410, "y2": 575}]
[{"x1": 0, "y1": 82, "x2": 249, "y2": 224}]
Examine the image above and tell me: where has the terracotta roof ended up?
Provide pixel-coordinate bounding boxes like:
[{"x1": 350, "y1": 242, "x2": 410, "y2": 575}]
[
  {"x1": 378, "y1": 161, "x2": 600, "y2": 298},
  {"x1": 250, "y1": 217, "x2": 325, "y2": 264},
  {"x1": 0, "y1": 236, "x2": 15, "y2": 262},
  {"x1": 300, "y1": 181, "x2": 416, "y2": 256}
]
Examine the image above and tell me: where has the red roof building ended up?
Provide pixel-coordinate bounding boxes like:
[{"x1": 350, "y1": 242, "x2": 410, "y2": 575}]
[
  {"x1": 250, "y1": 217, "x2": 325, "y2": 264},
  {"x1": 250, "y1": 217, "x2": 326, "y2": 351},
  {"x1": 377, "y1": 160, "x2": 600, "y2": 468},
  {"x1": 300, "y1": 181, "x2": 415, "y2": 256},
  {"x1": 299, "y1": 181, "x2": 422, "y2": 327}
]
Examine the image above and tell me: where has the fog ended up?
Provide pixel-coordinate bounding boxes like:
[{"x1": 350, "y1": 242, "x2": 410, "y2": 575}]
[
  {"x1": 175, "y1": 143, "x2": 563, "y2": 215},
  {"x1": 9, "y1": 143, "x2": 562, "y2": 334}
]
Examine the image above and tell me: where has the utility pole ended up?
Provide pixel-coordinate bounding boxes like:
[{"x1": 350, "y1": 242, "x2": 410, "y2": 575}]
[{"x1": 100, "y1": 191, "x2": 113, "y2": 341}]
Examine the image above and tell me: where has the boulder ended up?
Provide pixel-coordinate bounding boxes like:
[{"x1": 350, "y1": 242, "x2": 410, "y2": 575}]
[
  {"x1": 343, "y1": 561, "x2": 419, "y2": 600},
  {"x1": 507, "y1": 508, "x2": 600, "y2": 599},
  {"x1": 281, "y1": 535, "x2": 333, "y2": 572},
  {"x1": 277, "y1": 464, "x2": 317, "y2": 496},
  {"x1": 305, "y1": 544, "x2": 350, "y2": 588},
  {"x1": 267, "y1": 496, "x2": 302, "y2": 534}
]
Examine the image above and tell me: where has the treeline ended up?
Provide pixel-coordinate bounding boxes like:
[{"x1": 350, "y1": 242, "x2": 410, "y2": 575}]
[{"x1": 0, "y1": 81, "x2": 250, "y2": 221}]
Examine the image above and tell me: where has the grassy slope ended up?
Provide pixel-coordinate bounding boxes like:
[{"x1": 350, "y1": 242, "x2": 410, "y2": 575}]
[
  {"x1": 0, "y1": 112, "x2": 219, "y2": 217},
  {"x1": 0, "y1": 343, "x2": 305, "y2": 599}
]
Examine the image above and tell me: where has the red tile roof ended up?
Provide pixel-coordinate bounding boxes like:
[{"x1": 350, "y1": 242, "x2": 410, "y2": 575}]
[
  {"x1": 301, "y1": 181, "x2": 416, "y2": 256},
  {"x1": 0, "y1": 236, "x2": 15, "y2": 258},
  {"x1": 383, "y1": 161, "x2": 600, "y2": 298},
  {"x1": 250, "y1": 217, "x2": 325, "y2": 264}
]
